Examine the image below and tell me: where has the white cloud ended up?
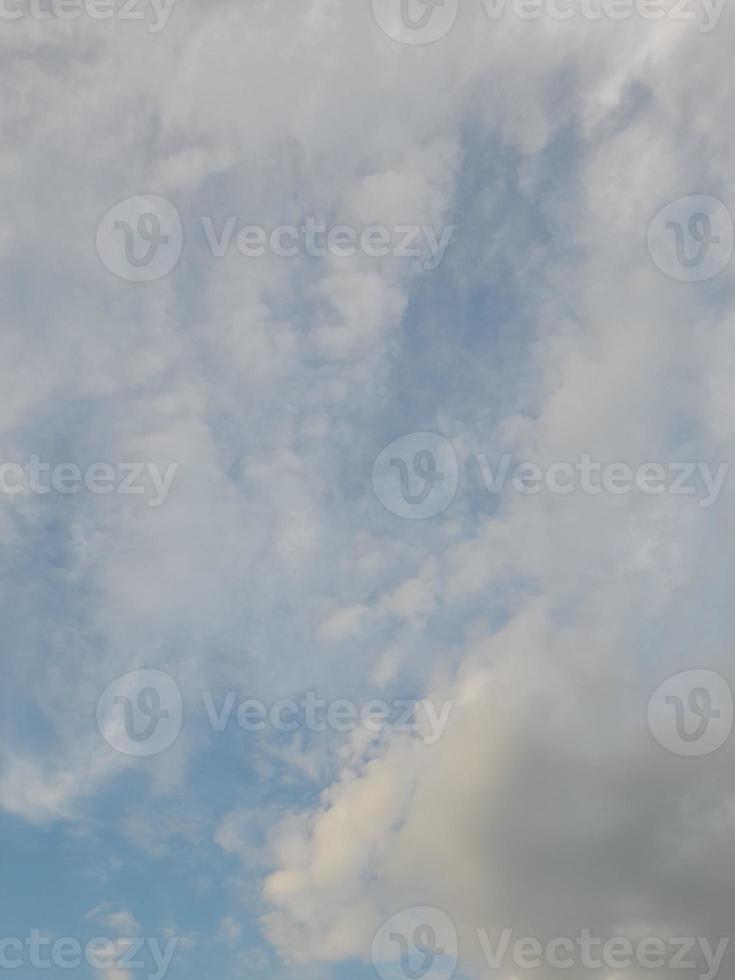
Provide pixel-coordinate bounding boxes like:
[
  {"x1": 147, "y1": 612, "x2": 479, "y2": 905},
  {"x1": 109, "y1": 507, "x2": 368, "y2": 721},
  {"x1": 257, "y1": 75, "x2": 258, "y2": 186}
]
[{"x1": 85, "y1": 904, "x2": 141, "y2": 935}]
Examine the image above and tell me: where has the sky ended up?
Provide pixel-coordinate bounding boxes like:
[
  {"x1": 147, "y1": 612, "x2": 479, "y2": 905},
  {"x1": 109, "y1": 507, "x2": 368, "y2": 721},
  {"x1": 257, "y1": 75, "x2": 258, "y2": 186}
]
[{"x1": 1, "y1": 1, "x2": 735, "y2": 979}]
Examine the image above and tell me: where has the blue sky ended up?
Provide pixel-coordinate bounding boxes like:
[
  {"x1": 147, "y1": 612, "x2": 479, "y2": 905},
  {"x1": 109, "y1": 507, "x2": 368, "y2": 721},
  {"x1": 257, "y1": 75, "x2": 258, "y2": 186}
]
[{"x1": 2, "y1": 1, "x2": 735, "y2": 979}]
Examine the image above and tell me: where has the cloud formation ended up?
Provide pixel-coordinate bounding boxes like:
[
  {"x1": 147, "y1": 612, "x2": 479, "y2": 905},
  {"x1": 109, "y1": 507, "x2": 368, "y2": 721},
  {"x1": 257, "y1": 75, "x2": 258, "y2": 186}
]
[{"x1": 2, "y1": 2, "x2": 735, "y2": 979}]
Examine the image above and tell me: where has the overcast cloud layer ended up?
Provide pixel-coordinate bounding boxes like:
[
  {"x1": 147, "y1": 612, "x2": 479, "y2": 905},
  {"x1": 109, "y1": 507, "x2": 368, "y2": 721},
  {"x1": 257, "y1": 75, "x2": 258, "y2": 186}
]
[{"x1": 1, "y1": 2, "x2": 735, "y2": 979}]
